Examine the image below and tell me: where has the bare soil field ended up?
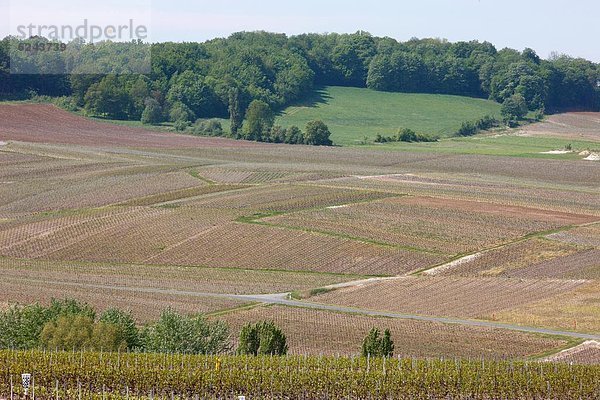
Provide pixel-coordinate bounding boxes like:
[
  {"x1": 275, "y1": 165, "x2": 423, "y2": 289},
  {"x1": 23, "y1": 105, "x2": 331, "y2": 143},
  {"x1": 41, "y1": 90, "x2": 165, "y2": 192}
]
[
  {"x1": 148, "y1": 222, "x2": 443, "y2": 275},
  {"x1": 495, "y1": 281, "x2": 600, "y2": 334},
  {"x1": 179, "y1": 184, "x2": 397, "y2": 214},
  {"x1": 312, "y1": 276, "x2": 585, "y2": 319},
  {"x1": 215, "y1": 305, "x2": 570, "y2": 359},
  {"x1": 0, "y1": 276, "x2": 248, "y2": 322},
  {"x1": 265, "y1": 196, "x2": 596, "y2": 255},
  {"x1": 0, "y1": 257, "x2": 363, "y2": 296},
  {"x1": 316, "y1": 175, "x2": 600, "y2": 216},
  {"x1": 0, "y1": 170, "x2": 206, "y2": 215},
  {"x1": 119, "y1": 184, "x2": 249, "y2": 207},
  {"x1": 547, "y1": 224, "x2": 600, "y2": 247},
  {"x1": 0, "y1": 104, "x2": 598, "y2": 359},
  {"x1": 0, "y1": 205, "x2": 442, "y2": 275},
  {"x1": 520, "y1": 112, "x2": 600, "y2": 141},
  {"x1": 509, "y1": 249, "x2": 600, "y2": 280},
  {"x1": 193, "y1": 167, "x2": 293, "y2": 184},
  {"x1": 0, "y1": 207, "x2": 233, "y2": 262},
  {"x1": 0, "y1": 104, "x2": 263, "y2": 149},
  {"x1": 427, "y1": 238, "x2": 586, "y2": 278}
]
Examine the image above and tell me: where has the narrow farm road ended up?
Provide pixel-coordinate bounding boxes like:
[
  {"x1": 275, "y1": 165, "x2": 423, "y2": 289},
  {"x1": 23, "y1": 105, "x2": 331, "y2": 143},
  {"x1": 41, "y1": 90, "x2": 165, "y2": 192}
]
[
  {"x1": 17, "y1": 278, "x2": 600, "y2": 341},
  {"x1": 236, "y1": 293, "x2": 600, "y2": 341}
]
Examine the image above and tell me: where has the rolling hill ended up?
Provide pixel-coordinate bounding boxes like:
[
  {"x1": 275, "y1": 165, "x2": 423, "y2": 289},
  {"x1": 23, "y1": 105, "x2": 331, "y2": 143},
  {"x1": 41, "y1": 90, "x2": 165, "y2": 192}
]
[{"x1": 277, "y1": 86, "x2": 502, "y2": 145}]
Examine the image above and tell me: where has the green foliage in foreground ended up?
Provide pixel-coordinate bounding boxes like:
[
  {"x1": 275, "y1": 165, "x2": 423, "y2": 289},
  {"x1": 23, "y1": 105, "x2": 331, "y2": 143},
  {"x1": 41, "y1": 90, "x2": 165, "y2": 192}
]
[
  {"x1": 238, "y1": 321, "x2": 288, "y2": 356},
  {"x1": 362, "y1": 328, "x2": 394, "y2": 358},
  {"x1": 0, "y1": 351, "x2": 598, "y2": 399},
  {"x1": 0, "y1": 301, "x2": 231, "y2": 354},
  {"x1": 141, "y1": 309, "x2": 230, "y2": 355},
  {"x1": 0, "y1": 299, "x2": 95, "y2": 350}
]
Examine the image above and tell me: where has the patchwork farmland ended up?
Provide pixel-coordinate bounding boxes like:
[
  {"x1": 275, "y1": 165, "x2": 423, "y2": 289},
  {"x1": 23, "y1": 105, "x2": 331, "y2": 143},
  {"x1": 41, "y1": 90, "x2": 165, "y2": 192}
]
[{"x1": 0, "y1": 104, "x2": 599, "y2": 362}]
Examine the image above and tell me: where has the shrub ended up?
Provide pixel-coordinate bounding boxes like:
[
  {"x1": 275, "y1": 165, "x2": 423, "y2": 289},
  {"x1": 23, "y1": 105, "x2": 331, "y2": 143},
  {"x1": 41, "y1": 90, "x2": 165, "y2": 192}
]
[
  {"x1": 52, "y1": 96, "x2": 79, "y2": 112},
  {"x1": 0, "y1": 299, "x2": 97, "y2": 350},
  {"x1": 141, "y1": 98, "x2": 163, "y2": 125},
  {"x1": 238, "y1": 321, "x2": 288, "y2": 356},
  {"x1": 0, "y1": 304, "x2": 47, "y2": 350},
  {"x1": 169, "y1": 101, "x2": 195, "y2": 123},
  {"x1": 375, "y1": 134, "x2": 391, "y2": 143},
  {"x1": 456, "y1": 121, "x2": 477, "y2": 137},
  {"x1": 304, "y1": 120, "x2": 333, "y2": 146},
  {"x1": 398, "y1": 128, "x2": 419, "y2": 142},
  {"x1": 362, "y1": 328, "x2": 394, "y2": 358},
  {"x1": 242, "y1": 100, "x2": 274, "y2": 141},
  {"x1": 174, "y1": 119, "x2": 192, "y2": 131},
  {"x1": 142, "y1": 309, "x2": 230, "y2": 355},
  {"x1": 475, "y1": 115, "x2": 499, "y2": 130},
  {"x1": 284, "y1": 126, "x2": 303, "y2": 144},
  {"x1": 99, "y1": 308, "x2": 140, "y2": 350},
  {"x1": 192, "y1": 119, "x2": 224, "y2": 136},
  {"x1": 268, "y1": 125, "x2": 287, "y2": 143},
  {"x1": 533, "y1": 108, "x2": 545, "y2": 121},
  {"x1": 501, "y1": 94, "x2": 528, "y2": 122},
  {"x1": 376, "y1": 129, "x2": 437, "y2": 143},
  {"x1": 31, "y1": 95, "x2": 79, "y2": 112},
  {"x1": 40, "y1": 315, "x2": 126, "y2": 352},
  {"x1": 46, "y1": 298, "x2": 96, "y2": 321},
  {"x1": 455, "y1": 115, "x2": 499, "y2": 137},
  {"x1": 399, "y1": 128, "x2": 436, "y2": 142}
]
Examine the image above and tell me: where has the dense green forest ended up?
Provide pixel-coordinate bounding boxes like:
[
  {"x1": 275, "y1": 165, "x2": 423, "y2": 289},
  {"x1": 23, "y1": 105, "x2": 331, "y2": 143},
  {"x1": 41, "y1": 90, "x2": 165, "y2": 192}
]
[{"x1": 1, "y1": 31, "x2": 599, "y2": 142}]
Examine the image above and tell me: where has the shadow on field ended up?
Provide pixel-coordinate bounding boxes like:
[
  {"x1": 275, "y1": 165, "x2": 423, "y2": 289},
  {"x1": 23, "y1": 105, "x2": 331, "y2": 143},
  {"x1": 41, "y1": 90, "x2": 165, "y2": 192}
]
[{"x1": 282, "y1": 87, "x2": 332, "y2": 111}]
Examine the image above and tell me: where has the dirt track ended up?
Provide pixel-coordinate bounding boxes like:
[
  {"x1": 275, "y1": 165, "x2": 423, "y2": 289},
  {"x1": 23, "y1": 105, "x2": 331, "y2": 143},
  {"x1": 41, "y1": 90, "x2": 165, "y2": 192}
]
[{"x1": 10, "y1": 276, "x2": 600, "y2": 341}]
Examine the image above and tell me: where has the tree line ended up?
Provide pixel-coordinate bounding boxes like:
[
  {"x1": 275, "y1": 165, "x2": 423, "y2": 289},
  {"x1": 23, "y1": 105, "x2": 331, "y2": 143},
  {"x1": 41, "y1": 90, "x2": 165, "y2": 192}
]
[
  {"x1": 0, "y1": 299, "x2": 393, "y2": 357},
  {"x1": 1, "y1": 32, "x2": 598, "y2": 140}
]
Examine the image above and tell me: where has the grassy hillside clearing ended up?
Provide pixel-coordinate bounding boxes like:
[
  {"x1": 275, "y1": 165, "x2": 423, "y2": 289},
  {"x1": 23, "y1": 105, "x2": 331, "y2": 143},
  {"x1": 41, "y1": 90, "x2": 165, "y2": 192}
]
[{"x1": 277, "y1": 86, "x2": 502, "y2": 145}]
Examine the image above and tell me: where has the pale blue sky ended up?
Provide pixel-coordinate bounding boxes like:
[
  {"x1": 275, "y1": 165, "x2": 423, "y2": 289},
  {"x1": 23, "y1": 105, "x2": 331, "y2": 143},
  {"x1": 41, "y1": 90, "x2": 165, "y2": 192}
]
[{"x1": 2, "y1": 0, "x2": 599, "y2": 61}]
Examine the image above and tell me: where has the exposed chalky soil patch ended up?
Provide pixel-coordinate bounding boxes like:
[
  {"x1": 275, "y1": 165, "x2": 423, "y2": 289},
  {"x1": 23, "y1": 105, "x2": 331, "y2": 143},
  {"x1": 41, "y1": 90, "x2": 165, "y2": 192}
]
[
  {"x1": 544, "y1": 341, "x2": 600, "y2": 365},
  {"x1": 424, "y1": 238, "x2": 585, "y2": 278}
]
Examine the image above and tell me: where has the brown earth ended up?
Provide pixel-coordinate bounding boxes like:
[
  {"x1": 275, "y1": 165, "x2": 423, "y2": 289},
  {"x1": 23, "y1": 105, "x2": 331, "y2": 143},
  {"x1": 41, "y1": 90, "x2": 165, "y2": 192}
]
[
  {"x1": 215, "y1": 305, "x2": 570, "y2": 359},
  {"x1": 311, "y1": 276, "x2": 585, "y2": 319},
  {"x1": 520, "y1": 112, "x2": 600, "y2": 141},
  {"x1": 0, "y1": 104, "x2": 263, "y2": 149}
]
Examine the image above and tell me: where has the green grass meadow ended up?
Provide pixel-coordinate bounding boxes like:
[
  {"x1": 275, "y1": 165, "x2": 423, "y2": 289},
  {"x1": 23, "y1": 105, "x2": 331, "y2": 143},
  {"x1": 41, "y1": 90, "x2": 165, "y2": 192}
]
[
  {"x1": 365, "y1": 134, "x2": 599, "y2": 159},
  {"x1": 277, "y1": 86, "x2": 502, "y2": 145}
]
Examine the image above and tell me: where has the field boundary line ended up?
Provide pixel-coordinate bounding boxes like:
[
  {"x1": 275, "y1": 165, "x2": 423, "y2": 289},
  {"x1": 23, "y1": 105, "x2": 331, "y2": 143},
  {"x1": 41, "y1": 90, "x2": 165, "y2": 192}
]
[
  {"x1": 415, "y1": 220, "x2": 600, "y2": 276},
  {"x1": 153, "y1": 185, "x2": 258, "y2": 208},
  {"x1": 234, "y1": 192, "x2": 443, "y2": 255},
  {"x1": 239, "y1": 220, "x2": 443, "y2": 255},
  {"x1": 142, "y1": 224, "x2": 224, "y2": 264}
]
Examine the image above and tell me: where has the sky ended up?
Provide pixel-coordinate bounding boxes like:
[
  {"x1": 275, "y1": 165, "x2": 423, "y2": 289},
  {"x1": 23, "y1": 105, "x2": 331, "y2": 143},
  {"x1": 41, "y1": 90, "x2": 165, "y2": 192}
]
[{"x1": 2, "y1": 0, "x2": 599, "y2": 62}]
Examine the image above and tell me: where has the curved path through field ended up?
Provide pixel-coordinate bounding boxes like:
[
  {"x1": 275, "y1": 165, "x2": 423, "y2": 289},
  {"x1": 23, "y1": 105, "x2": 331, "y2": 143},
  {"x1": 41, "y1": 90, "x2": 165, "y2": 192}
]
[{"x1": 19, "y1": 278, "x2": 600, "y2": 341}]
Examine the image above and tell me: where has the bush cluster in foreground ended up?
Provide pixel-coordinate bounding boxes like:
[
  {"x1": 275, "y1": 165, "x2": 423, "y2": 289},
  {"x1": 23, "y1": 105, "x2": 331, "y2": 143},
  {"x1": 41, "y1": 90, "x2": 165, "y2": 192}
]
[
  {"x1": 0, "y1": 299, "x2": 268, "y2": 355},
  {"x1": 0, "y1": 299, "x2": 393, "y2": 357}
]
